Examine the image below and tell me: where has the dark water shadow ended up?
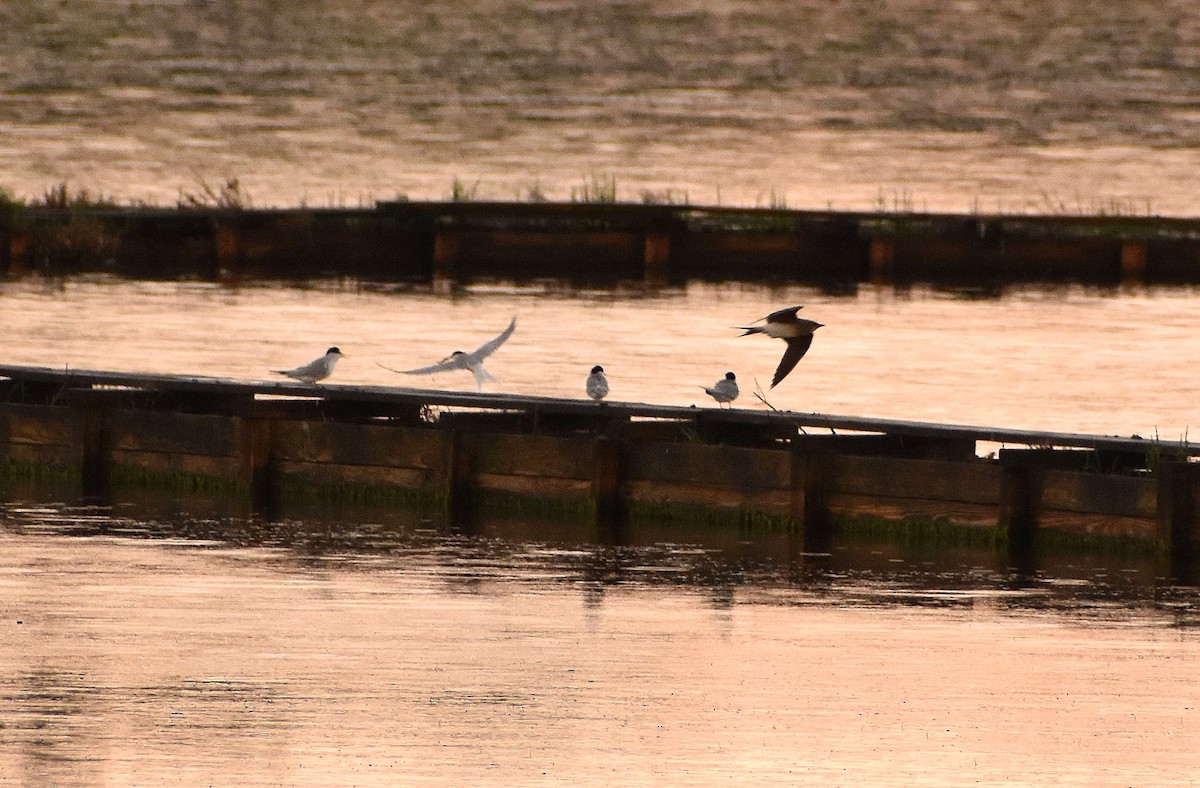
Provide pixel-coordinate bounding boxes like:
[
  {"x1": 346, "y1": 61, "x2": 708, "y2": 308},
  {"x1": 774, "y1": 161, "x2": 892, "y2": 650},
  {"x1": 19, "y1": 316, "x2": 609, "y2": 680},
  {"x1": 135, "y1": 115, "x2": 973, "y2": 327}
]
[{"x1": 1, "y1": 491, "x2": 1198, "y2": 623}]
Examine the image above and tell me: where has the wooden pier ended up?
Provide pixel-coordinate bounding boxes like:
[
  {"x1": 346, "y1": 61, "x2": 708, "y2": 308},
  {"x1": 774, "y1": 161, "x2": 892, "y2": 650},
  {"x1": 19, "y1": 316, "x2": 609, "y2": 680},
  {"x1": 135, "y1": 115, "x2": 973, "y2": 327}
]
[
  {"x1": 2, "y1": 364, "x2": 1198, "y2": 568},
  {"x1": 6, "y1": 201, "x2": 1200, "y2": 285}
]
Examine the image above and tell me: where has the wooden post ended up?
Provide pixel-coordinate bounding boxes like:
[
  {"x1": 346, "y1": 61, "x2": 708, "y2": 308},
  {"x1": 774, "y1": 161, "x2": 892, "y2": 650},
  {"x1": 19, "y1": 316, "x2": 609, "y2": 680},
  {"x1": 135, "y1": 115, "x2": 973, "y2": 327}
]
[
  {"x1": 6, "y1": 231, "x2": 32, "y2": 276},
  {"x1": 71, "y1": 389, "x2": 112, "y2": 501},
  {"x1": 1157, "y1": 461, "x2": 1200, "y2": 567},
  {"x1": 643, "y1": 231, "x2": 671, "y2": 287},
  {"x1": 1120, "y1": 239, "x2": 1148, "y2": 283},
  {"x1": 999, "y1": 461, "x2": 1041, "y2": 566},
  {"x1": 445, "y1": 427, "x2": 474, "y2": 525},
  {"x1": 432, "y1": 232, "x2": 459, "y2": 293},
  {"x1": 213, "y1": 217, "x2": 243, "y2": 279},
  {"x1": 790, "y1": 446, "x2": 831, "y2": 550},
  {"x1": 241, "y1": 417, "x2": 275, "y2": 516},
  {"x1": 868, "y1": 236, "x2": 895, "y2": 282},
  {"x1": 592, "y1": 436, "x2": 625, "y2": 526}
]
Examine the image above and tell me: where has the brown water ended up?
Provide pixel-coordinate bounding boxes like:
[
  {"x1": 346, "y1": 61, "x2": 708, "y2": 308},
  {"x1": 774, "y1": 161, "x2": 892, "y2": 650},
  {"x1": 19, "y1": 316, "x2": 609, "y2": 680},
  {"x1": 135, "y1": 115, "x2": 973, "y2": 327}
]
[
  {"x1": 3, "y1": 276, "x2": 1198, "y2": 440},
  {"x1": 6, "y1": 4, "x2": 1200, "y2": 782},
  {"x1": 1, "y1": 498, "x2": 1198, "y2": 787},
  {"x1": 4, "y1": 1, "x2": 1200, "y2": 214},
  {"x1": 4, "y1": 278, "x2": 1200, "y2": 782}
]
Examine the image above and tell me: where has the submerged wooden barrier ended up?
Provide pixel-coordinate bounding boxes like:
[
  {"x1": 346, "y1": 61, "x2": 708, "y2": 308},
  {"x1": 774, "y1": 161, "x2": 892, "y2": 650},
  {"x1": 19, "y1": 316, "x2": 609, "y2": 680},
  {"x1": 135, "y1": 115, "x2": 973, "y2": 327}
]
[
  {"x1": 1, "y1": 364, "x2": 1199, "y2": 568},
  {"x1": 6, "y1": 201, "x2": 1200, "y2": 285}
]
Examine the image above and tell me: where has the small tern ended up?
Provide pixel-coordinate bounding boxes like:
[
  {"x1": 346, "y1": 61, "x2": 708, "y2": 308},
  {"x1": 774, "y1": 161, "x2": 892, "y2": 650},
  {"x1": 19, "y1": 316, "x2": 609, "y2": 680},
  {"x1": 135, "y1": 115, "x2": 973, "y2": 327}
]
[
  {"x1": 273, "y1": 346, "x2": 344, "y2": 384},
  {"x1": 702, "y1": 371, "x2": 739, "y2": 407},
  {"x1": 379, "y1": 316, "x2": 516, "y2": 391},
  {"x1": 737, "y1": 305, "x2": 823, "y2": 388},
  {"x1": 586, "y1": 365, "x2": 609, "y2": 402}
]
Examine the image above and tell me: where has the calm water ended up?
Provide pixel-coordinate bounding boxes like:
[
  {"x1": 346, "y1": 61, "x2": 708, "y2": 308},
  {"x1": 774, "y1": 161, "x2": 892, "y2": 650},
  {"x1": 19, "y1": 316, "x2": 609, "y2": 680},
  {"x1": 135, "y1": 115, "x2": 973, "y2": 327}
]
[
  {"x1": 3, "y1": 0, "x2": 1200, "y2": 214},
  {"x1": 1, "y1": 496, "x2": 1199, "y2": 787},
  {"x1": 6, "y1": 2, "x2": 1200, "y2": 782},
  {"x1": 3, "y1": 278, "x2": 1200, "y2": 782}
]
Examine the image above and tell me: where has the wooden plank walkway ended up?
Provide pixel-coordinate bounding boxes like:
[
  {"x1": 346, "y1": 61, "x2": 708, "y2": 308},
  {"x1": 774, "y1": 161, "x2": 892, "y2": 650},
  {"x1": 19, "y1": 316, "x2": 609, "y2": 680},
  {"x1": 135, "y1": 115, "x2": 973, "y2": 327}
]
[{"x1": 0, "y1": 363, "x2": 1193, "y2": 457}]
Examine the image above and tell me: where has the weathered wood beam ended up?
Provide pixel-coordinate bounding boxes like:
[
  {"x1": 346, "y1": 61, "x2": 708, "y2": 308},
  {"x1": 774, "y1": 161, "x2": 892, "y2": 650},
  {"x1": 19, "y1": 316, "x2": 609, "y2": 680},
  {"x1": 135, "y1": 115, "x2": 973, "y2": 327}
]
[
  {"x1": 2, "y1": 364, "x2": 1194, "y2": 458},
  {"x1": 445, "y1": 427, "x2": 474, "y2": 526},
  {"x1": 241, "y1": 416, "x2": 275, "y2": 516},
  {"x1": 790, "y1": 446, "x2": 831, "y2": 550},
  {"x1": 1157, "y1": 461, "x2": 1200, "y2": 569},
  {"x1": 68, "y1": 388, "x2": 112, "y2": 501},
  {"x1": 592, "y1": 436, "x2": 625, "y2": 526},
  {"x1": 999, "y1": 460, "x2": 1042, "y2": 566}
]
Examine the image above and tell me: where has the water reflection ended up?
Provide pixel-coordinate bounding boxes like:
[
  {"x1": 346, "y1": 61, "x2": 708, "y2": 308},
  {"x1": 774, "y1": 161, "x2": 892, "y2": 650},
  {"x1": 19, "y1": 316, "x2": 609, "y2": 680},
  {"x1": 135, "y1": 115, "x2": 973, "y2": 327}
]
[
  {"x1": 3, "y1": 495, "x2": 1199, "y2": 785},
  {"x1": 2, "y1": 496, "x2": 1195, "y2": 622},
  {"x1": 0, "y1": 670, "x2": 105, "y2": 786}
]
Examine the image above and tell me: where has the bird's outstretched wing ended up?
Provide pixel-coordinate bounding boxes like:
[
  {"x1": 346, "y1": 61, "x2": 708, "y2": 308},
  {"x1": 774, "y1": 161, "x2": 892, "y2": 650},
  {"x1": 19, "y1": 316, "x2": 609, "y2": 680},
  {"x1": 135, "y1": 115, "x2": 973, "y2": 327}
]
[
  {"x1": 469, "y1": 316, "x2": 517, "y2": 361},
  {"x1": 770, "y1": 334, "x2": 814, "y2": 388},
  {"x1": 377, "y1": 316, "x2": 517, "y2": 376},
  {"x1": 381, "y1": 358, "x2": 465, "y2": 376},
  {"x1": 742, "y1": 304, "x2": 803, "y2": 327},
  {"x1": 764, "y1": 304, "x2": 803, "y2": 322},
  {"x1": 737, "y1": 305, "x2": 804, "y2": 334}
]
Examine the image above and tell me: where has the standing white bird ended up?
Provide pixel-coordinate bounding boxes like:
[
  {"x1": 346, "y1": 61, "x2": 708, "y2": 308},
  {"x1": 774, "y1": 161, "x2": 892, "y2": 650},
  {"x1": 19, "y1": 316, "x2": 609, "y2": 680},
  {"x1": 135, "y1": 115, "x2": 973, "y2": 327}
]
[
  {"x1": 702, "y1": 371, "x2": 739, "y2": 407},
  {"x1": 378, "y1": 316, "x2": 516, "y2": 391},
  {"x1": 737, "y1": 305, "x2": 823, "y2": 388},
  {"x1": 272, "y1": 347, "x2": 344, "y2": 383},
  {"x1": 586, "y1": 365, "x2": 609, "y2": 402}
]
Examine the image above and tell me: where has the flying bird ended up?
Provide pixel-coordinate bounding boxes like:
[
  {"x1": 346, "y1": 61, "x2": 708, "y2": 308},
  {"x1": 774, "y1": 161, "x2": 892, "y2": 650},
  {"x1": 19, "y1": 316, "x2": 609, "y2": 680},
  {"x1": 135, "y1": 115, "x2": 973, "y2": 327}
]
[
  {"x1": 586, "y1": 365, "x2": 609, "y2": 402},
  {"x1": 738, "y1": 305, "x2": 823, "y2": 388},
  {"x1": 378, "y1": 316, "x2": 516, "y2": 391},
  {"x1": 702, "y1": 371, "x2": 738, "y2": 407},
  {"x1": 273, "y1": 346, "x2": 344, "y2": 384}
]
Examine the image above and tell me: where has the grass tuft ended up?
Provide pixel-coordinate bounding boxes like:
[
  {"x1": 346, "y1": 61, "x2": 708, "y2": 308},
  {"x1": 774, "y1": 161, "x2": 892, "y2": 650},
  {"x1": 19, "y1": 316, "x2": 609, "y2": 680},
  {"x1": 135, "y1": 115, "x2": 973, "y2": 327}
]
[
  {"x1": 571, "y1": 172, "x2": 618, "y2": 204},
  {"x1": 524, "y1": 180, "x2": 548, "y2": 202},
  {"x1": 639, "y1": 188, "x2": 689, "y2": 206},
  {"x1": 32, "y1": 182, "x2": 121, "y2": 210},
  {"x1": 0, "y1": 186, "x2": 27, "y2": 212},
  {"x1": 177, "y1": 177, "x2": 249, "y2": 210},
  {"x1": 449, "y1": 177, "x2": 479, "y2": 202}
]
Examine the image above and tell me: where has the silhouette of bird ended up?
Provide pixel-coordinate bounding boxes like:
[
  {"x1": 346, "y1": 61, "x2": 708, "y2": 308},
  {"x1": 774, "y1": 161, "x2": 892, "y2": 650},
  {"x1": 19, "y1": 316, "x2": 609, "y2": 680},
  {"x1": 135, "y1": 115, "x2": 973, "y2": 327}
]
[
  {"x1": 586, "y1": 365, "x2": 609, "y2": 402},
  {"x1": 273, "y1": 347, "x2": 344, "y2": 384},
  {"x1": 379, "y1": 316, "x2": 516, "y2": 391},
  {"x1": 702, "y1": 371, "x2": 738, "y2": 407},
  {"x1": 738, "y1": 305, "x2": 823, "y2": 388}
]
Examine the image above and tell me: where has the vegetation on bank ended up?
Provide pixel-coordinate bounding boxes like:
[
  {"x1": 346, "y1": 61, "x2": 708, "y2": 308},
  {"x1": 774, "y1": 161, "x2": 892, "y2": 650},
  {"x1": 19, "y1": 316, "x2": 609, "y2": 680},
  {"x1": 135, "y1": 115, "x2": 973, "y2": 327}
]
[
  {"x1": 0, "y1": 175, "x2": 1168, "y2": 216},
  {"x1": 1, "y1": 175, "x2": 1196, "y2": 282}
]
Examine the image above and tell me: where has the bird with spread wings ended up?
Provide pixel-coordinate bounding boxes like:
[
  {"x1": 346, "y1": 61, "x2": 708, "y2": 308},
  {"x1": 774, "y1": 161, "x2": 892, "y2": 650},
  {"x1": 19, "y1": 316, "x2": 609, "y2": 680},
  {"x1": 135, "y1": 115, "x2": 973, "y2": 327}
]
[
  {"x1": 737, "y1": 305, "x2": 823, "y2": 388},
  {"x1": 378, "y1": 316, "x2": 517, "y2": 390}
]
